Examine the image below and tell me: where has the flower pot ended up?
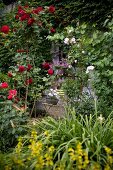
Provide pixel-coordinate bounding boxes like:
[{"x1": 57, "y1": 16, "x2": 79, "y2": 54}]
[{"x1": 46, "y1": 97, "x2": 58, "y2": 105}]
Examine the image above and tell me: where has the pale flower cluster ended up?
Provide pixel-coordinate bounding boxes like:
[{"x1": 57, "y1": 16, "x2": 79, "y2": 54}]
[
  {"x1": 47, "y1": 89, "x2": 60, "y2": 99},
  {"x1": 86, "y1": 66, "x2": 94, "y2": 74},
  {"x1": 64, "y1": 37, "x2": 76, "y2": 45}
]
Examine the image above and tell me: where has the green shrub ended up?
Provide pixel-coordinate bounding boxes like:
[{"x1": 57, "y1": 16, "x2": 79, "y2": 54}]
[{"x1": 0, "y1": 104, "x2": 29, "y2": 152}]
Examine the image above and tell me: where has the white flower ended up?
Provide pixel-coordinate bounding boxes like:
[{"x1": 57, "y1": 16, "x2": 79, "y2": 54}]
[
  {"x1": 48, "y1": 93, "x2": 54, "y2": 97},
  {"x1": 82, "y1": 50, "x2": 85, "y2": 54},
  {"x1": 74, "y1": 60, "x2": 77, "y2": 63},
  {"x1": 70, "y1": 37, "x2": 76, "y2": 44},
  {"x1": 86, "y1": 65, "x2": 94, "y2": 74},
  {"x1": 64, "y1": 38, "x2": 69, "y2": 44},
  {"x1": 68, "y1": 29, "x2": 73, "y2": 33},
  {"x1": 68, "y1": 65, "x2": 72, "y2": 68},
  {"x1": 97, "y1": 114, "x2": 104, "y2": 123}
]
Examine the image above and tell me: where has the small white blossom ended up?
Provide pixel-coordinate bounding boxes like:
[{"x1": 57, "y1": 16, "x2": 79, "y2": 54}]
[
  {"x1": 82, "y1": 50, "x2": 85, "y2": 54},
  {"x1": 68, "y1": 30, "x2": 73, "y2": 33},
  {"x1": 70, "y1": 37, "x2": 76, "y2": 44},
  {"x1": 97, "y1": 114, "x2": 104, "y2": 123},
  {"x1": 86, "y1": 65, "x2": 94, "y2": 74},
  {"x1": 64, "y1": 38, "x2": 69, "y2": 44},
  {"x1": 74, "y1": 60, "x2": 77, "y2": 63},
  {"x1": 68, "y1": 65, "x2": 72, "y2": 68}
]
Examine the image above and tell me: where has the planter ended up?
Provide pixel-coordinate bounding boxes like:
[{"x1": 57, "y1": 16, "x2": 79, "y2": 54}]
[{"x1": 46, "y1": 97, "x2": 58, "y2": 105}]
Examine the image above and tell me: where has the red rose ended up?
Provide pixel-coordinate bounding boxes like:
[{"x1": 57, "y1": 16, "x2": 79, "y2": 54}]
[
  {"x1": 8, "y1": 72, "x2": 13, "y2": 77},
  {"x1": 0, "y1": 82, "x2": 8, "y2": 88},
  {"x1": 9, "y1": 89, "x2": 17, "y2": 97},
  {"x1": 48, "y1": 5, "x2": 55, "y2": 13},
  {"x1": 15, "y1": 15, "x2": 19, "y2": 20},
  {"x1": 1, "y1": 25, "x2": 10, "y2": 34},
  {"x1": 18, "y1": 65, "x2": 25, "y2": 72},
  {"x1": 27, "y1": 18, "x2": 35, "y2": 26},
  {"x1": 48, "y1": 69, "x2": 54, "y2": 75},
  {"x1": 32, "y1": 6, "x2": 43, "y2": 14},
  {"x1": 25, "y1": 78, "x2": 33, "y2": 85},
  {"x1": 18, "y1": 6, "x2": 22, "y2": 11},
  {"x1": 8, "y1": 95, "x2": 13, "y2": 100},
  {"x1": 27, "y1": 64, "x2": 32, "y2": 71},
  {"x1": 20, "y1": 14, "x2": 29, "y2": 21},
  {"x1": 18, "y1": 9, "x2": 26, "y2": 16},
  {"x1": 24, "y1": 5, "x2": 29, "y2": 8},
  {"x1": 42, "y1": 62, "x2": 50, "y2": 70},
  {"x1": 17, "y1": 49, "x2": 28, "y2": 53},
  {"x1": 50, "y1": 27, "x2": 56, "y2": 33}
]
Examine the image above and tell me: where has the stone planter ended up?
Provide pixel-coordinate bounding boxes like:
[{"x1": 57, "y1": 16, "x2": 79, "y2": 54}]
[{"x1": 46, "y1": 97, "x2": 58, "y2": 105}]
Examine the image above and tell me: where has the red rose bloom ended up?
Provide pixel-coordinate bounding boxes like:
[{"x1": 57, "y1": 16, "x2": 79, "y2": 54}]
[
  {"x1": 50, "y1": 27, "x2": 56, "y2": 33},
  {"x1": 42, "y1": 62, "x2": 50, "y2": 70},
  {"x1": 15, "y1": 15, "x2": 19, "y2": 20},
  {"x1": 20, "y1": 14, "x2": 29, "y2": 21},
  {"x1": 32, "y1": 6, "x2": 43, "y2": 14},
  {"x1": 24, "y1": 5, "x2": 29, "y2": 8},
  {"x1": 27, "y1": 18, "x2": 35, "y2": 26},
  {"x1": 48, "y1": 69, "x2": 54, "y2": 75},
  {"x1": 9, "y1": 89, "x2": 17, "y2": 97},
  {"x1": 18, "y1": 9, "x2": 26, "y2": 16},
  {"x1": 25, "y1": 78, "x2": 33, "y2": 85},
  {"x1": 0, "y1": 82, "x2": 8, "y2": 88},
  {"x1": 8, "y1": 72, "x2": 13, "y2": 77},
  {"x1": 49, "y1": 5, "x2": 55, "y2": 13},
  {"x1": 8, "y1": 95, "x2": 13, "y2": 100},
  {"x1": 17, "y1": 49, "x2": 28, "y2": 53},
  {"x1": 18, "y1": 6, "x2": 22, "y2": 11},
  {"x1": 27, "y1": 64, "x2": 32, "y2": 71},
  {"x1": 18, "y1": 65, "x2": 25, "y2": 72},
  {"x1": 8, "y1": 89, "x2": 17, "y2": 100},
  {"x1": 1, "y1": 25, "x2": 10, "y2": 34}
]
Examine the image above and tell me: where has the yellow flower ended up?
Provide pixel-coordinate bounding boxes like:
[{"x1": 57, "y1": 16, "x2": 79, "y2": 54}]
[
  {"x1": 107, "y1": 155, "x2": 113, "y2": 164},
  {"x1": 48, "y1": 146, "x2": 55, "y2": 153},
  {"x1": 104, "y1": 146, "x2": 112, "y2": 155},
  {"x1": 44, "y1": 130, "x2": 49, "y2": 136},
  {"x1": 35, "y1": 156, "x2": 44, "y2": 169},
  {"x1": 44, "y1": 153, "x2": 54, "y2": 167},
  {"x1": 5, "y1": 165, "x2": 11, "y2": 170},
  {"x1": 91, "y1": 162, "x2": 101, "y2": 170},
  {"x1": 104, "y1": 164, "x2": 111, "y2": 170},
  {"x1": 82, "y1": 151, "x2": 89, "y2": 169},
  {"x1": 31, "y1": 130, "x2": 37, "y2": 139},
  {"x1": 16, "y1": 137, "x2": 23, "y2": 153}
]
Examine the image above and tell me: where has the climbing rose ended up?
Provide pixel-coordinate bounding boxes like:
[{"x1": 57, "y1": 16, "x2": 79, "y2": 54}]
[
  {"x1": 32, "y1": 6, "x2": 43, "y2": 14},
  {"x1": 20, "y1": 14, "x2": 29, "y2": 21},
  {"x1": 0, "y1": 82, "x2": 8, "y2": 88},
  {"x1": 17, "y1": 49, "x2": 28, "y2": 53},
  {"x1": 48, "y1": 69, "x2": 54, "y2": 75},
  {"x1": 50, "y1": 28, "x2": 56, "y2": 33},
  {"x1": 8, "y1": 72, "x2": 13, "y2": 77},
  {"x1": 18, "y1": 65, "x2": 25, "y2": 72},
  {"x1": 49, "y1": 5, "x2": 55, "y2": 13},
  {"x1": 15, "y1": 15, "x2": 19, "y2": 20},
  {"x1": 9, "y1": 89, "x2": 17, "y2": 97},
  {"x1": 18, "y1": 9, "x2": 26, "y2": 16},
  {"x1": 42, "y1": 62, "x2": 50, "y2": 70},
  {"x1": 27, "y1": 18, "x2": 35, "y2": 26},
  {"x1": 1, "y1": 25, "x2": 10, "y2": 34},
  {"x1": 27, "y1": 64, "x2": 32, "y2": 71},
  {"x1": 8, "y1": 89, "x2": 17, "y2": 100},
  {"x1": 8, "y1": 95, "x2": 13, "y2": 100},
  {"x1": 25, "y1": 78, "x2": 33, "y2": 85}
]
